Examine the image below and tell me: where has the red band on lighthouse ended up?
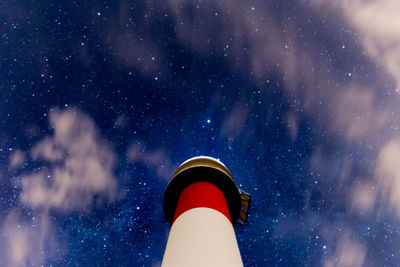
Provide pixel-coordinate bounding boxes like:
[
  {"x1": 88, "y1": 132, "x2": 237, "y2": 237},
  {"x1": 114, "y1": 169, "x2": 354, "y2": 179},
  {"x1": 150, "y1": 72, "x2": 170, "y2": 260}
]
[{"x1": 173, "y1": 181, "x2": 232, "y2": 224}]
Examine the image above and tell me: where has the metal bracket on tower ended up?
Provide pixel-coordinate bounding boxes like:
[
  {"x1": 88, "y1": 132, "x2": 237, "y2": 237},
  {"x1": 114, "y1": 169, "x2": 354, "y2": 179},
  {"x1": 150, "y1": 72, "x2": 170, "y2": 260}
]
[{"x1": 237, "y1": 189, "x2": 251, "y2": 225}]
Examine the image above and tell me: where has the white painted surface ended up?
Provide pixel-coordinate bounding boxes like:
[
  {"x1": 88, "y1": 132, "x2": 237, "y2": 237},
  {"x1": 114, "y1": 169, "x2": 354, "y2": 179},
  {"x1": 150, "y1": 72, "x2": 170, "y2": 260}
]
[{"x1": 162, "y1": 207, "x2": 243, "y2": 267}]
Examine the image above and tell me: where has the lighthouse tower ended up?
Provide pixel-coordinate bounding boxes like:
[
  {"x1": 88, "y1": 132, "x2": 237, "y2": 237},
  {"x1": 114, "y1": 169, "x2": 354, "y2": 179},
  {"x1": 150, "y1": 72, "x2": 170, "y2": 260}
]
[{"x1": 162, "y1": 156, "x2": 251, "y2": 267}]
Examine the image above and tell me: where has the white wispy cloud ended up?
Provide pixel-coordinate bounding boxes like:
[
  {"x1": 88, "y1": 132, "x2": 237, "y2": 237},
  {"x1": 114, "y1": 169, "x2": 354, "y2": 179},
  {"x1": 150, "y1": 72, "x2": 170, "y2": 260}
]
[
  {"x1": 220, "y1": 104, "x2": 249, "y2": 142},
  {"x1": 375, "y1": 137, "x2": 400, "y2": 217},
  {"x1": 165, "y1": 0, "x2": 395, "y2": 142},
  {"x1": 311, "y1": 0, "x2": 400, "y2": 90},
  {"x1": 127, "y1": 141, "x2": 175, "y2": 181},
  {"x1": 1, "y1": 108, "x2": 120, "y2": 266},
  {"x1": 8, "y1": 150, "x2": 26, "y2": 170},
  {"x1": 21, "y1": 108, "x2": 119, "y2": 211},
  {"x1": 307, "y1": 0, "x2": 400, "y2": 222},
  {"x1": 324, "y1": 232, "x2": 366, "y2": 267},
  {"x1": 0, "y1": 209, "x2": 58, "y2": 267}
]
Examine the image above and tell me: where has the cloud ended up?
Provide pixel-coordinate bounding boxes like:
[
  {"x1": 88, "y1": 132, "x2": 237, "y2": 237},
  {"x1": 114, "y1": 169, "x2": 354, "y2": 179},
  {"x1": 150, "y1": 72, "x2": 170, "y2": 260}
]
[
  {"x1": 310, "y1": 0, "x2": 400, "y2": 90},
  {"x1": 167, "y1": 0, "x2": 285, "y2": 80},
  {"x1": 20, "y1": 108, "x2": 119, "y2": 212},
  {"x1": 31, "y1": 137, "x2": 64, "y2": 163},
  {"x1": 220, "y1": 104, "x2": 249, "y2": 142},
  {"x1": 0, "y1": 108, "x2": 120, "y2": 266},
  {"x1": 332, "y1": 86, "x2": 390, "y2": 141},
  {"x1": 127, "y1": 142, "x2": 174, "y2": 181},
  {"x1": 351, "y1": 182, "x2": 376, "y2": 214},
  {"x1": 285, "y1": 112, "x2": 299, "y2": 141},
  {"x1": 0, "y1": 210, "x2": 58, "y2": 267},
  {"x1": 8, "y1": 150, "x2": 26, "y2": 170},
  {"x1": 164, "y1": 0, "x2": 396, "y2": 142},
  {"x1": 102, "y1": 0, "x2": 161, "y2": 77},
  {"x1": 1, "y1": 211, "x2": 38, "y2": 266},
  {"x1": 324, "y1": 233, "x2": 366, "y2": 267},
  {"x1": 375, "y1": 137, "x2": 400, "y2": 217}
]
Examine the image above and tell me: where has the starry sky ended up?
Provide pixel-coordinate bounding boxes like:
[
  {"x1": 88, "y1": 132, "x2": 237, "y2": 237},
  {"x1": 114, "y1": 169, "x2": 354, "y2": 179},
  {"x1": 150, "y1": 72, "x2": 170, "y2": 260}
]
[{"x1": 1, "y1": 0, "x2": 400, "y2": 266}]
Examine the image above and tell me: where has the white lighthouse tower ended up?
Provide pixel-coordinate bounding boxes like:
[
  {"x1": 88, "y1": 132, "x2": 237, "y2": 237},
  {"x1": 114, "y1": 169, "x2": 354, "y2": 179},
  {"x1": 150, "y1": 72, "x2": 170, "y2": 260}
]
[{"x1": 162, "y1": 156, "x2": 251, "y2": 267}]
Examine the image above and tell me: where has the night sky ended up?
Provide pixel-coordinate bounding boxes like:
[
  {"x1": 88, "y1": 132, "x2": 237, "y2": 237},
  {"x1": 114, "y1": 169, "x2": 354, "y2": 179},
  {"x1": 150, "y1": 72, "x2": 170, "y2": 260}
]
[{"x1": 1, "y1": 0, "x2": 400, "y2": 266}]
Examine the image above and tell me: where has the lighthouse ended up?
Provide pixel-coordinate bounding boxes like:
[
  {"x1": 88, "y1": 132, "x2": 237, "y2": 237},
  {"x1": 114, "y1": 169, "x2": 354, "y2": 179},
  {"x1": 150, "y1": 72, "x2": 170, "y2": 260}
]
[{"x1": 162, "y1": 156, "x2": 251, "y2": 267}]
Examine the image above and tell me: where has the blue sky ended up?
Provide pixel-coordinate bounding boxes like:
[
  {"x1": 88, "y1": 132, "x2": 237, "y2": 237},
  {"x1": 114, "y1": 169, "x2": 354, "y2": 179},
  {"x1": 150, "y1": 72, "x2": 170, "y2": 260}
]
[{"x1": 1, "y1": 0, "x2": 400, "y2": 266}]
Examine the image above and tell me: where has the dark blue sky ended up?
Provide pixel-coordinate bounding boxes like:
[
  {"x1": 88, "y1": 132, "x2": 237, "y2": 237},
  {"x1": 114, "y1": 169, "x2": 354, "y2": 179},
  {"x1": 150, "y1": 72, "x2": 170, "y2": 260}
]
[{"x1": 1, "y1": 0, "x2": 400, "y2": 266}]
